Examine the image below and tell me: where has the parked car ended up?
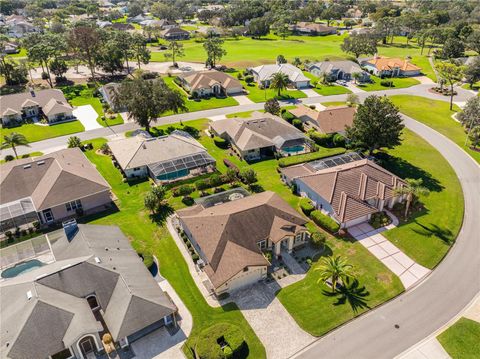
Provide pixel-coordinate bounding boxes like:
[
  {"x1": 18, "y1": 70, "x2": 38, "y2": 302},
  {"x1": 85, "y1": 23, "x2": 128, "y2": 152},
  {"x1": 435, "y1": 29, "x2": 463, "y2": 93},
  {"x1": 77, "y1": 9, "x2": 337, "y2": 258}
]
[{"x1": 336, "y1": 80, "x2": 348, "y2": 86}]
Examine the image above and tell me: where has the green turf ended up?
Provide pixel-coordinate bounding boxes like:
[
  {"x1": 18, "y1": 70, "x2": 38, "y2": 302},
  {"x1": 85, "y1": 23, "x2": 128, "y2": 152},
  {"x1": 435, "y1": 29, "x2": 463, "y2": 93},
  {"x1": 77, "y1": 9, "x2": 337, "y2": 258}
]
[
  {"x1": 321, "y1": 101, "x2": 348, "y2": 107},
  {"x1": 389, "y1": 95, "x2": 480, "y2": 164},
  {"x1": 81, "y1": 136, "x2": 266, "y2": 359},
  {"x1": 437, "y1": 318, "x2": 480, "y2": 359},
  {"x1": 381, "y1": 129, "x2": 464, "y2": 269},
  {"x1": 303, "y1": 71, "x2": 352, "y2": 95},
  {"x1": 1, "y1": 121, "x2": 85, "y2": 145},
  {"x1": 356, "y1": 76, "x2": 420, "y2": 92},
  {"x1": 6, "y1": 48, "x2": 27, "y2": 58},
  {"x1": 0, "y1": 151, "x2": 43, "y2": 163}
]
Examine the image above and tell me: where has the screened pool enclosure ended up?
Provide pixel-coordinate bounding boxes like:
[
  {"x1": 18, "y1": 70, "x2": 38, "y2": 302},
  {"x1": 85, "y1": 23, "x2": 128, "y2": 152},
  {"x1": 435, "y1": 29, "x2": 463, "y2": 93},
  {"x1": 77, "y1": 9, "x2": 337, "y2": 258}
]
[{"x1": 147, "y1": 152, "x2": 216, "y2": 182}]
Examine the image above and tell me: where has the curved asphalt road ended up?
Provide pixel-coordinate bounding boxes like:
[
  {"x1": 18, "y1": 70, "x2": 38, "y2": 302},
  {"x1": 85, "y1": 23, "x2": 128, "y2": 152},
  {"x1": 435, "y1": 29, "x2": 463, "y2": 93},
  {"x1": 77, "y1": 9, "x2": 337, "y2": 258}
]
[{"x1": 295, "y1": 114, "x2": 480, "y2": 359}]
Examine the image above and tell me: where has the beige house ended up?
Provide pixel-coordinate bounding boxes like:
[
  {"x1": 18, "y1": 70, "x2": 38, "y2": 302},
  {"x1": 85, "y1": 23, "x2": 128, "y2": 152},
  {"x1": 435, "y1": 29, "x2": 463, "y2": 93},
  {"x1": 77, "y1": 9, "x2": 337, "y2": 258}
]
[
  {"x1": 177, "y1": 191, "x2": 309, "y2": 294},
  {"x1": 281, "y1": 154, "x2": 407, "y2": 228},
  {"x1": 0, "y1": 148, "x2": 111, "y2": 232},
  {"x1": 361, "y1": 56, "x2": 421, "y2": 77},
  {"x1": 210, "y1": 112, "x2": 312, "y2": 161},
  {"x1": 290, "y1": 105, "x2": 356, "y2": 134},
  {"x1": 176, "y1": 70, "x2": 243, "y2": 97},
  {"x1": 0, "y1": 89, "x2": 74, "y2": 127},
  {"x1": 290, "y1": 22, "x2": 337, "y2": 36}
]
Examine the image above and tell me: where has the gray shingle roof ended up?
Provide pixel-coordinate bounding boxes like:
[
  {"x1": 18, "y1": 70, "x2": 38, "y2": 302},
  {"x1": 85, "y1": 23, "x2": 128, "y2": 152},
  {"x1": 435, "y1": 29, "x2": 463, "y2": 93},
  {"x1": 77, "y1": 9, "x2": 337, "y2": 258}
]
[{"x1": 0, "y1": 89, "x2": 72, "y2": 118}]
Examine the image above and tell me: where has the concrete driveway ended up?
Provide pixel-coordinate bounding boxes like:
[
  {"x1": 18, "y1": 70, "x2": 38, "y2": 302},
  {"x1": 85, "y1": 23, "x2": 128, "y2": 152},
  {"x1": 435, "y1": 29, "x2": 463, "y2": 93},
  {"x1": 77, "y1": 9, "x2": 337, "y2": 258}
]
[
  {"x1": 230, "y1": 282, "x2": 314, "y2": 359},
  {"x1": 301, "y1": 88, "x2": 320, "y2": 98},
  {"x1": 72, "y1": 105, "x2": 102, "y2": 131}
]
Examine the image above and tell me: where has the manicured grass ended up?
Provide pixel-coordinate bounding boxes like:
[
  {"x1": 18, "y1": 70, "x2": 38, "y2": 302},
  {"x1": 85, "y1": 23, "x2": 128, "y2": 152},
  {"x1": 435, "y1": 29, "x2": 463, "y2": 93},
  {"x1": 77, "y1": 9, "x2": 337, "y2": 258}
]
[
  {"x1": 241, "y1": 81, "x2": 306, "y2": 103},
  {"x1": 63, "y1": 85, "x2": 123, "y2": 127},
  {"x1": 389, "y1": 95, "x2": 480, "y2": 164},
  {"x1": 356, "y1": 76, "x2": 420, "y2": 92},
  {"x1": 312, "y1": 84, "x2": 352, "y2": 96},
  {"x1": 0, "y1": 151, "x2": 43, "y2": 163},
  {"x1": 163, "y1": 76, "x2": 239, "y2": 112},
  {"x1": 278, "y1": 147, "x2": 346, "y2": 167},
  {"x1": 462, "y1": 82, "x2": 480, "y2": 91},
  {"x1": 1, "y1": 121, "x2": 85, "y2": 145},
  {"x1": 437, "y1": 318, "x2": 480, "y2": 359},
  {"x1": 6, "y1": 48, "x2": 27, "y2": 58},
  {"x1": 277, "y1": 224, "x2": 404, "y2": 336},
  {"x1": 82, "y1": 136, "x2": 266, "y2": 359},
  {"x1": 225, "y1": 105, "x2": 296, "y2": 119},
  {"x1": 381, "y1": 129, "x2": 464, "y2": 269},
  {"x1": 321, "y1": 101, "x2": 347, "y2": 107}
]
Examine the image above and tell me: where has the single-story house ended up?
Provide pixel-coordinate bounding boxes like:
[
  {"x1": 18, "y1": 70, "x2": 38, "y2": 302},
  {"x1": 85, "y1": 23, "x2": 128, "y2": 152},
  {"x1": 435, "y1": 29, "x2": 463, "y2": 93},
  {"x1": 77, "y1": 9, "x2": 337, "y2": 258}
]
[
  {"x1": 281, "y1": 154, "x2": 406, "y2": 228},
  {"x1": 176, "y1": 70, "x2": 243, "y2": 97},
  {"x1": 210, "y1": 112, "x2": 312, "y2": 161},
  {"x1": 361, "y1": 56, "x2": 421, "y2": 77},
  {"x1": 305, "y1": 60, "x2": 370, "y2": 82},
  {"x1": 128, "y1": 14, "x2": 153, "y2": 23},
  {"x1": 0, "y1": 89, "x2": 74, "y2": 126},
  {"x1": 290, "y1": 22, "x2": 337, "y2": 36},
  {"x1": 2, "y1": 42, "x2": 20, "y2": 54},
  {"x1": 99, "y1": 82, "x2": 123, "y2": 112},
  {"x1": 108, "y1": 130, "x2": 216, "y2": 182},
  {"x1": 0, "y1": 223, "x2": 177, "y2": 359},
  {"x1": 249, "y1": 63, "x2": 310, "y2": 89},
  {"x1": 140, "y1": 19, "x2": 177, "y2": 29},
  {"x1": 177, "y1": 191, "x2": 309, "y2": 294},
  {"x1": 5, "y1": 15, "x2": 38, "y2": 38},
  {"x1": 0, "y1": 148, "x2": 112, "y2": 232},
  {"x1": 289, "y1": 105, "x2": 356, "y2": 134},
  {"x1": 160, "y1": 27, "x2": 190, "y2": 40}
]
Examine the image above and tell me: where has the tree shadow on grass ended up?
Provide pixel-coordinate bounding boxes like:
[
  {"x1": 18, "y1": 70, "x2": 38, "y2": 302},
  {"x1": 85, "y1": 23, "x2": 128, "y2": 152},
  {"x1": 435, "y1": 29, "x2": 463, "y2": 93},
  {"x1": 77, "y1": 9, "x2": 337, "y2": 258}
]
[
  {"x1": 322, "y1": 278, "x2": 370, "y2": 314},
  {"x1": 149, "y1": 204, "x2": 174, "y2": 226},
  {"x1": 375, "y1": 152, "x2": 443, "y2": 192},
  {"x1": 249, "y1": 184, "x2": 265, "y2": 193},
  {"x1": 412, "y1": 221, "x2": 454, "y2": 245}
]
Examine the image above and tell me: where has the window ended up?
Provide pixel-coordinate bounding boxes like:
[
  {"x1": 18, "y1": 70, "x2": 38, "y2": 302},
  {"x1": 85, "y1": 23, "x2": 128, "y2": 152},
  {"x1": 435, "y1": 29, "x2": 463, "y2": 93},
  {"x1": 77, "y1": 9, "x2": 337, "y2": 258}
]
[
  {"x1": 133, "y1": 167, "x2": 141, "y2": 171},
  {"x1": 257, "y1": 240, "x2": 267, "y2": 250},
  {"x1": 65, "y1": 200, "x2": 82, "y2": 212}
]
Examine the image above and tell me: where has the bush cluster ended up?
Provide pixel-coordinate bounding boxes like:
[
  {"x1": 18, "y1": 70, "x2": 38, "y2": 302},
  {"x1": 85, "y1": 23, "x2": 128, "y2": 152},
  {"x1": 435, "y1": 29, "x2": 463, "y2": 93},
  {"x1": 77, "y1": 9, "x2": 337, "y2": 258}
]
[
  {"x1": 281, "y1": 111, "x2": 296, "y2": 123},
  {"x1": 309, "y1": 131, "x2": 334, "y2": 147},
  {"x1": 172, "y1": 184, "x2": 195, "y2": 197},
  {"x1": 193, "y1": 323, "x2": 246, "y2": 359},
  {"x1": 310, "y1": 231, "x2": 327, "y2": 248},
  {"x1": 310, "y1": 210, "x2": 340, "y2": 233},
  {"x1": 380, "y1": 80, "x2": 394, "y2": 87},
  {"x1": 213, "y1": 136, "x2": 228, "y2": 148},
  {"x1": 299, "y1": 198, "x2": 315, "y2": 216}
]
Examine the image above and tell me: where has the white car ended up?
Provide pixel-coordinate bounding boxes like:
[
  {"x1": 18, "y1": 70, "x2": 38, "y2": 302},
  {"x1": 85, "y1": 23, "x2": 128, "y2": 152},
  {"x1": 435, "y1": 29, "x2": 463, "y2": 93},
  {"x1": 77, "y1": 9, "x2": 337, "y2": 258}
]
[{"x1": 336, "y1": 80, "x2": 348, "y2": 86}]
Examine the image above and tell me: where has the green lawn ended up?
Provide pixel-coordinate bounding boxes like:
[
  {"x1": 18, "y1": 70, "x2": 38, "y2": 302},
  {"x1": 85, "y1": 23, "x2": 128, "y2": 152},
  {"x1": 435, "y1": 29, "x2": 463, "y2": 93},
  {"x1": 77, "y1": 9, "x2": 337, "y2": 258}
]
[
  {"x1": 302, "y1": 71, "x2": 352, "y2": 95},
  {"x1": 81, "y1": 136, "x2": 266, "y2": 359},
  {"x1": 389, "y1": 95, "x2": 480, "y2": 164},
  {"x1": 0, "y1": 151, "x2": 43, "y2": 163},
  {"x1": 356, "y1": 76, "x2": 420, "y2": 92},
  {"x1": 6, "y1": 48, "x2": 27, "y2": 58},
  {"x1": 321, "y1": 101, "x2": 348, "y2": 107},
  {"x1": 1, "y1": 121, "x2": 85, "y2": 145},
  {"x1": 437, "y1": 318, "x2": 480, "y2": 359},
  {"x1": 63, "y1": 85, "x2": 124, "y2": 127},
  {"x1": 380, "y1": 129, "x2": 464, "y2": 269},
  {"x1": 163, "y1": 76, "x2": 239, "y2": 112}
]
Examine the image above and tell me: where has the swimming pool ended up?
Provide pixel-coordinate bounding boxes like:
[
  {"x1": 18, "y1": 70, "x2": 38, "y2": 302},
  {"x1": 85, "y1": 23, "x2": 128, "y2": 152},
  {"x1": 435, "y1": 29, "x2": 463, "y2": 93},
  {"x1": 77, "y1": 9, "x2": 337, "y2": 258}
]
[
  {"x1": 1, "y1": 259, "x2": 44, "y2": 278},
  {"x1": 283, "y1": 145, "x2": 305, "y2": 153}
]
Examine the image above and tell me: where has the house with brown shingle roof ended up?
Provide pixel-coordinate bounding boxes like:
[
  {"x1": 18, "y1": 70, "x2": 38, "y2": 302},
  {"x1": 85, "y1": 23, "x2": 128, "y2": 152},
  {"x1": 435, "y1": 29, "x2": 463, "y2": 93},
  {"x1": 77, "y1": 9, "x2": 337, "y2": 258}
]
[
  {"x1": 210, "y1": 112, "x2": 312, "y2": 161},
  {"x1": 176, "y1": 70, "x2": 243, "y2": 98},
  {"x1": 177, "y1": 191, "x2": 309, "y2": 294},
  {"x1": 281, "y1": 155, "x2": 406, "y2": 228},
  {"x1": 289, "y1": 105, "x2": 356, "y2": 134},
  {"x1": 361, "y1": 56, "x2": 421, "y2": 77},
  {"x1": 0, "y1": 89, "x2": 74, "y2": 127},
  {"x1": 0, "y1": 148, "x2": 111, "y2": 232},
  {"x1": 290, "y1": 22, "x2": 337, "y2": 36}
]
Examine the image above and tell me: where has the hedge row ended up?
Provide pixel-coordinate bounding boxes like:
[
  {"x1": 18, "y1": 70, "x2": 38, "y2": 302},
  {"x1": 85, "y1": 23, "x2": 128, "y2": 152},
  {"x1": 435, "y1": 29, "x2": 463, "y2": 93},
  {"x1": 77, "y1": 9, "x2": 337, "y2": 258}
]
[
  {"x1": 299, "y1": 198, "x2": 315, "y2": 216},
  {"x1": 278, "y1": 147, "x2": 346, "y2": 167},
  {"x1": 310, "y1": 210, "x2": 340, "y2": 233}
]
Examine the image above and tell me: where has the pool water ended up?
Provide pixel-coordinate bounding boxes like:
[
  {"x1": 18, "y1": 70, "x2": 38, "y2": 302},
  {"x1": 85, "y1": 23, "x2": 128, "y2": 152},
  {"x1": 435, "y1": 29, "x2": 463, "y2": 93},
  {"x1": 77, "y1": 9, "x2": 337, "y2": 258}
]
[
  {"x1": 284, "y1": 145, "x2": 305, "y2": 153},
  {"x1": 1, "y1": 259, "x2": 44, "y2": 278}
]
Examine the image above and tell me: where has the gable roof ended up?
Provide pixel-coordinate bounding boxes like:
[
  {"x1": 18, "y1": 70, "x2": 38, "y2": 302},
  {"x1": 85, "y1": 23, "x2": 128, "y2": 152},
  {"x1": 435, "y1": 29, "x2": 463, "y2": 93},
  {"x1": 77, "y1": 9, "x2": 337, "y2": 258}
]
[
  {"x1": 161, "y1": 27, "x2": 189, "y2": 36},
  {"x1": 306, "y1": 60, "x2": 363, "y2": 75},
  {"x1": 0, "y1": 224, "x2": 176, "y2": 358},
  {"x1": 250, "y1": 63, "x2": 310, "y2": 83},
  {"x1": 0, "y1": 89, "x2": 72, "y2": 118},
  {"x1": 177, "y1": 191, "x2": 307, "y2": 288},
  {"x1": 295, "y1": 22, "x2": 336, "y2": 33},
  {"x1": 289, "y1": 105, "x2": 356, "y2": 134},
  {"x1": 283, "y1": 159, "x2": 406, "y2": 223},
  {"x1": 210, "y1": 112, "x2": 308, "y2": 151},
  {"x1": 108, "y1": 130, "x2": 212, "y2": 170},
  {"x1": 178, "y1": 70, "x2": 242, "y2": 91},
  {"x1": 0, "y1": 148, "x2": 110, "y2": 211},
  {"x1": 365, "y1": 56, "x2": 421, "y2": 72}
]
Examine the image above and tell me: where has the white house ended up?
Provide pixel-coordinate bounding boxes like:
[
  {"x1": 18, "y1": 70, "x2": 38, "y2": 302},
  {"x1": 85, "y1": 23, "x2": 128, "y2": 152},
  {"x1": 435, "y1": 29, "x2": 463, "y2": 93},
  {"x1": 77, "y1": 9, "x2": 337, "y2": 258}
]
[{"x1": 249, "y1": 63, "x2": 310, "y2": 89}]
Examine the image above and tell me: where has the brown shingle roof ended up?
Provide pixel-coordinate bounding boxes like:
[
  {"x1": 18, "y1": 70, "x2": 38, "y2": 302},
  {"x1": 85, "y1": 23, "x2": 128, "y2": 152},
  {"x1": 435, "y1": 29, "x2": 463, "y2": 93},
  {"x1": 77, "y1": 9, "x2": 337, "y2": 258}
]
[
  {"x1": 177, "y1": 191, "x2": 308, "y2": 288},
  {"x1": 290, "y1": 105, "x2": 356, "y2": 134},
  {"x1": 367, "y1": 56, "x2": 421, "y2": 72},
  {"x1": 178, "y1": 70, "x2": 242, "y2": 91},
  {"x1": 0, "y1": 89, "x2": 72, "y2": 118},
  {"x1": 0, "y1": 148, "x2": 110, "y2": 210},
  {"x1": 285, "y1": 159, "x2": 406, "y2": 223}
]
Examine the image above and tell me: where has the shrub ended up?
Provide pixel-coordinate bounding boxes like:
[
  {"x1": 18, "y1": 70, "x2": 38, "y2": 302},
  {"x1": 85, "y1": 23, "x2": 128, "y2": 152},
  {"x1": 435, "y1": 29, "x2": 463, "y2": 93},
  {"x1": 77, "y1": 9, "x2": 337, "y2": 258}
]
[
  {"x1": 223, "y1": 159, "x2": 239, "y2": 172},
  {"x1": 292, "y1": 119, "x2": 303, "y2": 130},
  {"x1": 208, "y1": 174, "x2": 223, "y2": 187},
  {"x1": 193, "y1": 323, "x2": 246, "y2": 359},
  {"x1": 218, "y1": 292, "x2": 230, "y2": 300},
  {"x1": 310, "y1": 210, "x2": 340, "y2": 233},
  {"x1": 299, "y1": 198, "x2": 315, "y2": 216},
  {"x1": 141, "y1": 253, "x2": 154, "y2": 269},
  {"x1": 369, "y1": 211, "x2": 391, "y2": 229},
  {"x1": 213, "y1": 187, "x2": 225, "y2": 193},
  {"x1": 67, "y1": 136, "x2": 82, "y2": 148},
  {"x1": 195, "y1": 179, "x2": 210, "y2": 191},
  {"x1": 332, "y1": 133, "x2": 346, "y2": 147},
  {"x1": 380, "y1": 80, "x2": 394, "y2": 87},
  {"x1": 223, "y1": 346, "x2": 233, "y2": 358},
  {"x1": 281, "y1": 111, "x2": 296, "y2": 123},
  {"x1": 277, "y1": 147, "x2": 346, "y2": 167},
  {"x1": 310, "y1": 231, "x2": 327, "y2": 248},
  {"x1": 244, "y1": 75, "x2": 254, "y2": 84},
  {"x1": 309, "y1": 131, "x2": 334, "y2": 147},
  {"x1": 173, "y1": 184, "x2": 195, "y2": 197},
  {"x1": 213, "y1": 136, "x2": 228, "y2": 148},
  {"x1": 100, "y1": 143, "x2": 111, "y2": 154},
  {"x1": 192, "y1": 253, "x2": 199, "y2": 261},
  {"x1": 4, "y1": 155, "x2": 14, "y2": 162}
]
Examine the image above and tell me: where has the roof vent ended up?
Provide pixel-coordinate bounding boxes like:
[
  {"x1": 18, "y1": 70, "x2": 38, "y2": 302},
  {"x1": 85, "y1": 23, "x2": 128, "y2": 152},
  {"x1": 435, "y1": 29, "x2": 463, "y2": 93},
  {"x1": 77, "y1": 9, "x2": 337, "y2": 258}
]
[
  {"x1": 62, "y1": 219, "x2": 78, "y2": 242},
  {"x1": 94, "y1": 257, "x2": 101, "y2": 263},
  {"x1": 26, "y1": 290, "x2": 33, "y2": 300},
  {"x1": 23, "y1": 164, "x2": 31, "y2": 169},
  {"x1": 37, "y1": 160, "x2": 45, "y2": 165}
]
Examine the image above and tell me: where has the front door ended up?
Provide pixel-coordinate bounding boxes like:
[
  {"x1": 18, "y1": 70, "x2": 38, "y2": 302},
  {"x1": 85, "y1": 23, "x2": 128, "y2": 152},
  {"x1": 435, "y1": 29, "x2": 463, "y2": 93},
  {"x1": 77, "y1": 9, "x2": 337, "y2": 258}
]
[
  {"x1": 79, "y1": 336, "x2": 95, "y2": 358},
  {"x1": 42, "y1": 209, "x2": 54, "y2": 223}
]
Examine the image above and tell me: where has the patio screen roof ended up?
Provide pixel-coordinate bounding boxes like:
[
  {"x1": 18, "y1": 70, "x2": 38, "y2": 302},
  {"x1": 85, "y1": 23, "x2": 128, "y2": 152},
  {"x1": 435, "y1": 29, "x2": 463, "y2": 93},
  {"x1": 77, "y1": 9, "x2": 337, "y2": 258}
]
[
  {"x1": 0, "y1": 198, "x2": 38, "y2": 232},
  {"x1": 147, "y1": 152, "x2": 215, "y2": 177}
]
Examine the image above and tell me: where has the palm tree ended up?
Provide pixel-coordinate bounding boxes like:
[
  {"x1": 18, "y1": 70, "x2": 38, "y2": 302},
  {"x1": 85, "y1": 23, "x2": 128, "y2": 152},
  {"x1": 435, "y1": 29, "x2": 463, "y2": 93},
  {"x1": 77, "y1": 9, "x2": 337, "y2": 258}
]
[
  {"x1": 394, "y1": 178, "x2": 430, "y2": 219},
  {"x1": 270, "y1": 72, "x2": 290, "y2": 97},
  {"x1": 1, "y1": 133, "x2": 30, "y2": 159},
  {"x1": 352, "y1": 72, "x2": 361, "y2": 84},
  {"x1": 316, "y1": 256, "x2": 354, "y2": 293}
]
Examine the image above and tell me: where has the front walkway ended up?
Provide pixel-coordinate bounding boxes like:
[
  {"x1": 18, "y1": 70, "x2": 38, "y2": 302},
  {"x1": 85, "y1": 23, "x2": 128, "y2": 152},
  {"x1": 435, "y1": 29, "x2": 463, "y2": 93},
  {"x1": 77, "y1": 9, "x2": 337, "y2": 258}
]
[
  {"x1": 232, "y1": 94, "x2": 254, "y2": 105},
  {"x1": 230, "y1": 282, "x2": 314, "y2": 359},
  {"x1": 301, "y1": 88, "x2": 320, "y2": 98},
  {"x1": 348, "y1": 220, "x2": 430, "y2": 289},
  {"x1": 398, "y1": 338, "x2": 451, "y2": 359},
  {"x1": 347, "y1": 82, "x2": 366, "y2": 93},
  {"x1": 72, "y1": 105, "x2": 103, "y2": 131}
]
